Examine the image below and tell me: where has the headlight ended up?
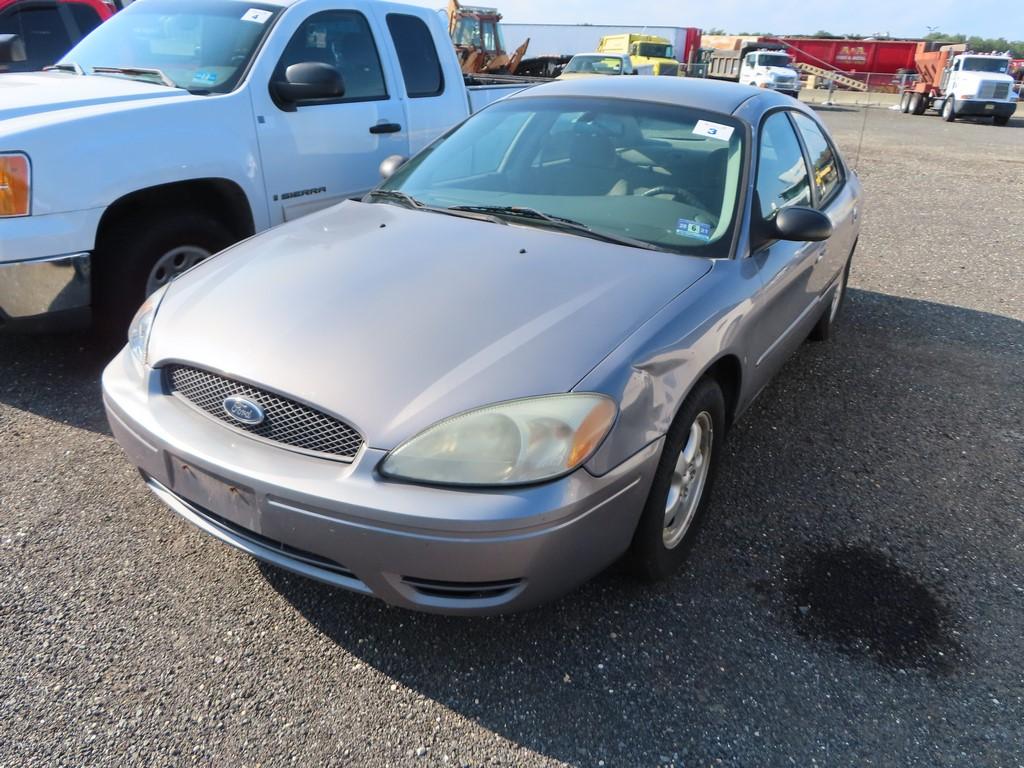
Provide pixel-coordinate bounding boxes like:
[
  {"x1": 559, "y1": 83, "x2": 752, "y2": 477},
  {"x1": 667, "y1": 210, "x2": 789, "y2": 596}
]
[
  {"x1": 0, "y1": 153, "x2": 30, "y2": 217},
  {"x1": 128, "y1": 285, "x2": 168, "y2": 372},
  {"x1": 381, "y1": 394, "x2": 617, "y2": 487}
]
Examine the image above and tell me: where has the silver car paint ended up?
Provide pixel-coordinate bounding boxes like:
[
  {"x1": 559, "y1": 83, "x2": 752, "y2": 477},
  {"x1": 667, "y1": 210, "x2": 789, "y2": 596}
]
[{"x1": 103, "y1": 79, "x2": 861, "y2": 613}]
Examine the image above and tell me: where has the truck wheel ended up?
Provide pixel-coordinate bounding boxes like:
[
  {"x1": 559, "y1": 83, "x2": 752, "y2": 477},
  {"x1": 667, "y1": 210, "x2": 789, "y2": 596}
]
[
  {"x1": 994, "y1": 115, "x2": 1010, "y2": 126},
  {"x1": 629, "y1": 377, "x2": 725, "y2": 582},
  {"x1": 94, "y1": 211, "x2": 234, "y2": 331},
  {"x1": 942, "y1": 98, "x2": 956, "y2": 122},
  {"x1": 909, "y1": 93, "x2": 925, "y2": 115},
  {"x1": 899, "y1": 92, "x2": 911, "y2": 113}
]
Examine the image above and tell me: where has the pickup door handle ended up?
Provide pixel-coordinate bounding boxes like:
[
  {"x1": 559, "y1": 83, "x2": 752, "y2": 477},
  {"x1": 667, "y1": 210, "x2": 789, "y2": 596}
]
[
  {"x1": 816, "y1": 247, "x2": 828, "y2": 264},
  {"x1": 370, "y1": 123, "x2": 402, "y2": 135}
]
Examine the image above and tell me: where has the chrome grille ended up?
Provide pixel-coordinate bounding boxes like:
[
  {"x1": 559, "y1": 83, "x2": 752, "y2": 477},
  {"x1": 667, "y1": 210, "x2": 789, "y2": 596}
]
[
  {"x1": 978, "y1": 81, "x2": 1010, "y2": 99},
  {"x1": 165, "y1": 365, "x2": 364, "y2": 461}
]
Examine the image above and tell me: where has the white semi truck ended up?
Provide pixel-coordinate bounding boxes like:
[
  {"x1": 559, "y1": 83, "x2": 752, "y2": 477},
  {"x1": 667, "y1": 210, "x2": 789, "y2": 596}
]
[
  {"x1": 899, "y1": 45, "x2": 1017, "y2": 125},
  {"x1": 703, "y1": 43, "x2": 802, "y2": 98}
]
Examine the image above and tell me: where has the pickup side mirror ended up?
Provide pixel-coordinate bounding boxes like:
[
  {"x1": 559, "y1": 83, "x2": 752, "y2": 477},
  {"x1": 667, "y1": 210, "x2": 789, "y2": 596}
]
[
  {"x1": 772, "y1": 206, "x2": 833, "y2": 242},
  {"x1": 272, "y1": 62, "x2": 345, "y2": 110},
  {"x1": 0, "y1": 34, "x2": 27, "y2": 66},
  {"x1": 379, "y1": 155, "x2": 409, "y2": 180}
]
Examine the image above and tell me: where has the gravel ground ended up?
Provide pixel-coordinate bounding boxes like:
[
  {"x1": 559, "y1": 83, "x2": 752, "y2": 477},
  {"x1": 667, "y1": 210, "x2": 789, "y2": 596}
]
[{"x1": 1, "y1": 107, "x2": 1022, "y2": 767}]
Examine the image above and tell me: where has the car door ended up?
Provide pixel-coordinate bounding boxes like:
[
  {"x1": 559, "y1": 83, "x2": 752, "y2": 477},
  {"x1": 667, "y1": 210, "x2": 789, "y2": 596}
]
[
  {"x1": 251, "y1": 4, "x2": 410, "y2": 224},
  {"x1": 790, "y1": 111, "x2": 857, "y2": 293},
  {"x1": 746, "y1": 109, "x2": 825, "y2": 378}
]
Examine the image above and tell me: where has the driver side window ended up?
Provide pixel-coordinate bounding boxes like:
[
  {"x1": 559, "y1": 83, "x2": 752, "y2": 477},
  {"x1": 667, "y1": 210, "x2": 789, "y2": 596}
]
[
  {"x1": 274, "y1": 11, "x2": 387, "y2": 103},
  {"x1": 756, "y1": 111, "x2": 812, "y2": 220}
]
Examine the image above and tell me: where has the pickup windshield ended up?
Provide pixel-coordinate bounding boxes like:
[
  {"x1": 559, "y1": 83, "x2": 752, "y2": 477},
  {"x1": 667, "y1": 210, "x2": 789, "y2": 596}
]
[
  {"x1": 961, "y1": 57, "x2": 1010, "y2": 74},
  {"x1": 379, "y1": 97, "x2": 745, "y2": 258},
  {"x1": 58, "y1": 0, "x2": 280, "y2": 93},
  {"x1": 757, "y1": 54, "x2": 792, "y2": 68}
]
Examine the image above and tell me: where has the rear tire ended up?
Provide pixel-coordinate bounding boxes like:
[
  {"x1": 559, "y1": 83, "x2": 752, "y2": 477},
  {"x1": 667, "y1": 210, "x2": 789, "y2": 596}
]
[
  {"x1": 942, "y1": 97, "x2": 956, "y2": 122},
  {"x1": 629, "y1": 378, "x2": 725, "y2": 582},
  {"x1": 809, "y1": 251, "x2": 853, "y2": 342},
  {"x1": 899, "y1": 92, "x2": 911, "y2": 113},
  {"x1": 994, "y1": 114, "x2": 1010, "y2": 126},
  {"x1": 909, "y1": 93, "x2": 926, "y2": 115},
  {"x1": 93, "y1": 211, "x2": 234, "y2": 332}
]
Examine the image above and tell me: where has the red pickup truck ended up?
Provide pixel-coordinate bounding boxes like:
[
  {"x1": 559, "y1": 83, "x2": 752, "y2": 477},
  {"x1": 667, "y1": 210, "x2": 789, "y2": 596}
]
[{"x1": 0, "y1": 0, "x2": 114, "y2": 72}]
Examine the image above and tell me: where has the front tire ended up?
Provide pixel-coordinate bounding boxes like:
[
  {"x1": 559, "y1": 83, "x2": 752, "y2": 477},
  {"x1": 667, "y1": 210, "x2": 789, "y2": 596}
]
[
  {"x1": 93, "y1": 211, "x2": 234, "y2": 331},
  {"x1": 942, "y1": 97, "x2": 956, "y2": 122},
  {"x1": 629, "y1": 378, "x2": 725, "y2": 582}
]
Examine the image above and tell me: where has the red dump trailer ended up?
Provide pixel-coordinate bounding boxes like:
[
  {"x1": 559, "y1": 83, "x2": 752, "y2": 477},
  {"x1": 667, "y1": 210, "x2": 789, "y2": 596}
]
[{"x1": 762, "y1": 37, "x2": 920, "y2": 88}]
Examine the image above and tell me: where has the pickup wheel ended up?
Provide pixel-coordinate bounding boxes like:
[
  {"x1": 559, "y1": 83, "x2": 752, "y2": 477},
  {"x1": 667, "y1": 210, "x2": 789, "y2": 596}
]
[
  {"x1": 942, "y1": 97, "x2": 956, "y2": 122},
  {"x1": 94, "y1": 211, "x2": 234, "y2": 331},
  {"x1": 994, "y1": 115, "x2": 1010, "y2": 126},
  {"x1": 629, "y1": 377, "x2": 725, "y2": 582}
]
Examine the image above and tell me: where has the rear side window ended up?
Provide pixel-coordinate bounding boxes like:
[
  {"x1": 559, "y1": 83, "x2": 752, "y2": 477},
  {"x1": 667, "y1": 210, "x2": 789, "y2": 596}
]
[
  {"x1": 274, "y1": 11, "x2": 387, "y2": 103},
  {"x1": 67, "y1": 2, "x2": 103, "y2": 37},
  {"x1": 791, "y1": 112, "x2": 842, "y2": 205},
  {"x1": 0, "y1": 5, "x2": 72, "y2": 69},
  {"x1": 386, "y1": 13, "x2": 443, "y2": 98},
  {"x1": 756, "y1": 111, "x2": 812, "y2": 219}
]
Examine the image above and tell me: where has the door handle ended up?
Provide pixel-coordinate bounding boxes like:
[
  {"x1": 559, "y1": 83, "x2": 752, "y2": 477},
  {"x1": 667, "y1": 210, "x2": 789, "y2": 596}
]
[
  {"x1": 816, "y1": 247, "x2": 828, "y2": 264},
  {"x1": 370, "y1": 123, "x2": 402, "y2": 135}
]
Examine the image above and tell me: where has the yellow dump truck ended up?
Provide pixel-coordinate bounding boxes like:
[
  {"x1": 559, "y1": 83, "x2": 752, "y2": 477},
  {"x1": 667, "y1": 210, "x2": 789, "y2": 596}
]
[{"x1": 597, "y1": 33, "x2": 680, "y2": 76}]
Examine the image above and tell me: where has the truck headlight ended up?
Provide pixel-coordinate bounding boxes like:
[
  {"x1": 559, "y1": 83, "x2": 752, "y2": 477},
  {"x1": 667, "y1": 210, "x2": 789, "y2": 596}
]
[
  {"x1": 128, "y1": 285, "x2": 168, "y2": 373},
  {"x1": 380, "y1": 394, "x2": 617, "y2": 487},
  {"x1": 0, "y1": 153, "x2": 30, "y2": 218}
]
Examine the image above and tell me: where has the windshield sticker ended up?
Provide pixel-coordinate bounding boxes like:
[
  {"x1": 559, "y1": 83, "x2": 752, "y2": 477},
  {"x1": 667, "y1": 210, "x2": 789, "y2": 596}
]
[
  {"x1": 241, "y1": 8, "x2": 272, "y2": 23},
  {"x1": 692, "y1": 120, "x2": 735, "y2": 142},
  {"x1": 677, "y1": 219, "x2": 713, "y2": 241},
  {"x1": 192, "y1": 71, "x2": 218, "y2": 85}
]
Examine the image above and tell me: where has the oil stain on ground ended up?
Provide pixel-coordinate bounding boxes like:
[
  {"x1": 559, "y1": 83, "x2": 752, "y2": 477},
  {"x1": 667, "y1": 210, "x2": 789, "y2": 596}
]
[{"x1": 781, "y1": 545, "x2": 962, "y2": 674}]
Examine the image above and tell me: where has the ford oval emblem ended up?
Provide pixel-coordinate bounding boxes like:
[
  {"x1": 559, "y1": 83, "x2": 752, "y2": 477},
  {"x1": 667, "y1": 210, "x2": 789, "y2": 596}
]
[{"x1": 223, "y1": 395, "x2": 266, "y2": 426}]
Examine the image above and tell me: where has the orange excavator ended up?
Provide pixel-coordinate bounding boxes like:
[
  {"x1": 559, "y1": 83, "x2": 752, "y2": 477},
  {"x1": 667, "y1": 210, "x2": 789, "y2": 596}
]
[{"x1": 447, "y1": 0, "x2": 530, "y2": 75}]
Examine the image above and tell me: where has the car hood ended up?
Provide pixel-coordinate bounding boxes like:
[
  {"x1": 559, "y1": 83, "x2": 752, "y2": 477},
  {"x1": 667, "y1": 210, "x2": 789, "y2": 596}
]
[
  {"x1": 149, "y1": 201, "x2": 713, "y2": 449},
  {"x1": 0, "y1": 71, "x2": 189, "y2": 122}
]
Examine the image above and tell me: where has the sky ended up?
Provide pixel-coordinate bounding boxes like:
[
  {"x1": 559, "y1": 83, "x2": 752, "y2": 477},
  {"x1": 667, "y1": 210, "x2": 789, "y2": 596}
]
[{"x1": 407, "y1": 0, "x2": 1023, "y2": 41}]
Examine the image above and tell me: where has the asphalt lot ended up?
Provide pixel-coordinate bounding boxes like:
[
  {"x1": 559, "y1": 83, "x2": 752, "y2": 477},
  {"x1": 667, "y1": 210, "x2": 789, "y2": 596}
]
[{"x1": 1, "y1": 107, "x2": 1022, "y2": 767}]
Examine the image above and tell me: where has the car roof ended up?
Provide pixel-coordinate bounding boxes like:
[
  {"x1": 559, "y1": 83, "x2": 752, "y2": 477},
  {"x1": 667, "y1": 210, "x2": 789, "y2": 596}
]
[{"x1": 507, "y1": 76, "x2": 782, "y2": 118}]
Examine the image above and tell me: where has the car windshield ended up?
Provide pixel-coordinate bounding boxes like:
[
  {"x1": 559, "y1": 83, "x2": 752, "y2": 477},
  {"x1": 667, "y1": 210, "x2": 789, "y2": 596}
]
[
  {"x1": 379, "y1": 97, "x2": 745, "y2": 257},
  {"x1": 961, "y1": 57, "x2": 1009, "y2": 73},
  {"x1": 58, "y1": 0, "x2": 280, "y2": 93},
  {"x1": 758, "y1": 54, "x2": 792, "y2": 68},
  {"x1": 636, "y1": 43, "x2": 673, "y2": 59},
  {"x1": 565, "y1": 55, "x2": 624, "y2": 75}
]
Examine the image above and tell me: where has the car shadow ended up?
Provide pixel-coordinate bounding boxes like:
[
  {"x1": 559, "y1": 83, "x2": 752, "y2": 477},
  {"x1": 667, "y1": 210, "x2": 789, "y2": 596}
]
[
  {"x1": 258, "y1": 288, "x2": 1023, "y2": 765},
  {"x1": 0, "y1": 327, "x2": 121, "y2": 434}
]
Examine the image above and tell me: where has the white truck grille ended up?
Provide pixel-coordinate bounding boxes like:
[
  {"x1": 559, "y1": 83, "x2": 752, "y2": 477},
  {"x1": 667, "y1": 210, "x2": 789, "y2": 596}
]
[{"x1": 977, "y1": 81, "x2": 1010, "y2": 100}]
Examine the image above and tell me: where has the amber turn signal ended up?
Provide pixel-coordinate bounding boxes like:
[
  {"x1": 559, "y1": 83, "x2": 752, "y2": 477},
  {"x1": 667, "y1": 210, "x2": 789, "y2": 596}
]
[{"x1": 0, "y1": 154, "x2": 31, "y2": 217}]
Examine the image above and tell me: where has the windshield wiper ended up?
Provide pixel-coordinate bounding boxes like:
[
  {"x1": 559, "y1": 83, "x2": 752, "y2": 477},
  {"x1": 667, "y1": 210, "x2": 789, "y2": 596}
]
[
  {"x1": 93, "y1": 66, "x2": 178, "y2": 89},
  {"x1": 448, "y1": 205, "x2": 663, "y2": 251},
  {"x1": 44, "y1": 62, "x2": 85, "y2": 75},
  {"x1": 365, "y1": 189, "x2": 426, "y2": 209}
]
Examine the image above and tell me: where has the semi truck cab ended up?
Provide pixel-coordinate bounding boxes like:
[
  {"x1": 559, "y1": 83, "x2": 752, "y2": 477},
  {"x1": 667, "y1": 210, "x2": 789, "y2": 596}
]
[
  {"x1": 598, "y1": 33, "x2": 679, "y2": 76},
  {"x1": 738, "y1": 49, "x2": 802, "y2": 96}
]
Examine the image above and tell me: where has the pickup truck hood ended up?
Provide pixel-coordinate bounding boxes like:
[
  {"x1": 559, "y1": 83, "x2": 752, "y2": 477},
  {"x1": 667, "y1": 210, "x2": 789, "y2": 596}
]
[
  {"x1": 0, "y1": 71, "x2": 188, "y2": 122},
  {"x1": 149, "y1": 201, "x2": 713, "y2": 448}
]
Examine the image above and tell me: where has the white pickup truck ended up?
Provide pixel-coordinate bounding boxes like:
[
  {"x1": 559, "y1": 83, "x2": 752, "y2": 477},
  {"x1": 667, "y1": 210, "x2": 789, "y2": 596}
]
[{"x1": 0, "y1": 0, "x2": 523, "y2": 330}]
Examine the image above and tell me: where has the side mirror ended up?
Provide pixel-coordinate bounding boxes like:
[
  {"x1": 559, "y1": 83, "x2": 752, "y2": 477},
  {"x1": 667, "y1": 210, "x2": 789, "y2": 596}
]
[
  {"x1": 379, "y1": 154, "x2": 408, "y2": 180},
  {"x1": 272, "y1": 62, "x2": 344, "y2": 109},
  {"x1": 0, "y1": 34, "x2": 27, "y2": 66},
  {"x1": 773, "y1": 206, "x2": 833, "y2": 242}
]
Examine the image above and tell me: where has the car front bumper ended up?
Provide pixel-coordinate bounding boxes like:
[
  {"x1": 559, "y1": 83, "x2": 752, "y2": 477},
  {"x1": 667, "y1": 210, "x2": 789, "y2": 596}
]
[{"x1": 102, "y1": 348, "x2": 662, "y2": 615}]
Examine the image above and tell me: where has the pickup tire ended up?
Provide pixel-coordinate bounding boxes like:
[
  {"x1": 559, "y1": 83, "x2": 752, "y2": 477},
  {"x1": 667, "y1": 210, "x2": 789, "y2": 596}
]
[
  {"x1": 994, "y1": 115, "x2": 1010, "y2": 127},
  {"x1": 94, "y1": 211, "x2": 234, "y2": 331}
]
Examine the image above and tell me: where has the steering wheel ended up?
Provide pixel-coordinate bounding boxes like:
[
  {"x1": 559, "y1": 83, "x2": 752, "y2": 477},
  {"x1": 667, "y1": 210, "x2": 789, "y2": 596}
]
[{"x1": 641, "y1": 186, "x2": 705, "y2": 210}]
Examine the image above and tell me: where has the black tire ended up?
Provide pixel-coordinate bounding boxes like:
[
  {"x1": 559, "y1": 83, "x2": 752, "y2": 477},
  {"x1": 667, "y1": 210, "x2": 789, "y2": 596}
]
[
  {"x1": 629, "y1": 377, "x2": 726, "y2": 582},
  {"x1": 899, "y1": 92, "x2": 911, "y2": 113},
  {"x1": 809, "y1": 251, "x2": 853, "y2": 342},
  {"x1": 909, "y1": 93, "x2": 925, "y2": 115},
  {"x1": 994, "y1": 114, "x2": 1010, "y2": 126},
  {"x1": 942, "y1": 97, "x2": 956, "y2": 122},
  {"x1": 93, "y1": 211, "x2": 235, "y2": 332}
]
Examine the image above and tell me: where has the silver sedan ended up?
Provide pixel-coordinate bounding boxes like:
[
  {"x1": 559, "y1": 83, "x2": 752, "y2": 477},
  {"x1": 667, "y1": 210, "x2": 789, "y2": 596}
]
[{"x1": 103, "y1": 77, "x2": 861, "y2": 615}]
